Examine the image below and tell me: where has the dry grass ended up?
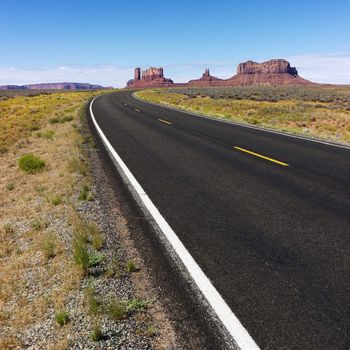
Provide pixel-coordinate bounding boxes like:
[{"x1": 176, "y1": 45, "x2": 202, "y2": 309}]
[
  {"x1": 0, "y1": 90, "x2": 104, "y2": 347},
  {"x1": 136, "y1": 86, "x2": 350, "y2": 145}
]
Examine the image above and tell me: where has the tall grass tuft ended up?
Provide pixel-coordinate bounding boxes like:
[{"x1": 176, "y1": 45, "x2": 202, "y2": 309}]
[{"x1": 18, "y1": 154, "x2": 45, "y2": 174}]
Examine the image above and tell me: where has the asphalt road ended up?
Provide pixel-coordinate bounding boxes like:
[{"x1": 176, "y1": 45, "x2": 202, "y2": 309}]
[{"x1": 91, "y1": 91, "x2": 350, "y2": 349}]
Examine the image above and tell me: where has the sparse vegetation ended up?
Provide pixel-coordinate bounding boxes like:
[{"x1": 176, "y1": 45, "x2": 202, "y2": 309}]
[
  {"x1": 0, "y1": 89, "x2": 162, "y2": 348},
  {"x1": 4, "y1": 223, "x2": 14, "y2": 234},
  {"x1": 91, "y1": 325, "x2": 104, "y2": 341},
  {"x1": 88, "y1": 252, "x2": 106, "y2": 267},
  {"x1": 28, "y1": 123, "x2": 40, "y2": 131},
  {"x1": 87, "y1": 222, "x2": 103, "y2": 250},
  {"x1": 61, "y1": 115, "x2": 74, "y2": 123},
  {"x1": 5, "y1": 183, "x2": 15, "y2": 191},
  {"x1": 136, "y1": 86, "x2": 350, "y2": 145},
  {"x1": 73, "y1": 237, "x2": 90, "y2": 275},
  {"x1": 126, "y1": 259, "x2": 139, "y2": 273},
  {"x1": 49, "y1": 117, "x2": 60, "y2": 124},
  {"x1": 126, "y1": 299, "x2": 148, "y2": 312},
  {"x1": 49, "y1": 115, "x2": 73, "y2": 124},
  {"x1": 50, "y1": 194, "x2": 63, "y2": 205},
  {"x1": 78, "y1": 184, "x2": 90, "y2": 200},
  {"x1": 67, "y1": 157, "x2": 87, "y2": 176},
  {"x1": 146, "y1": 325, "x2": 157, "y2": 337},
  {"x1": 37, "y1": 130, "x2": 55, "y2": 140},
  {"x1": 104, "y1": 254, "x2": 121, "y2": 279},
  {"x1": 18, "y1": 154, "x2": 46, "y2": 174},
  {"x1": 54, "y1": 310, "x2": 69, "y2": 327},
  {"x1": 40, "y1": 231, "x2": 57, "y2": 259},
  {"x1": 84, "y1": 283, "x2": 101, "y2": 315},
  {"x1": 30, "y1": 218, "x2": 43, "y2": 231},
  {"x1": 107, "y1": 298, "x2": 128, "y2": 320}
]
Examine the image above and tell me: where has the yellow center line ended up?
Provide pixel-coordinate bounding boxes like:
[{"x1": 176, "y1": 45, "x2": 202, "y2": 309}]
[
  {"x1": 158, "y1": 118, "x2": 172, "y2": 125},
  {"x1": 234, "y1": 146, "x2": 289, "y2": 167},
  {"x1": 134, "y1": 108, "x2": 141, "y2": 112}
]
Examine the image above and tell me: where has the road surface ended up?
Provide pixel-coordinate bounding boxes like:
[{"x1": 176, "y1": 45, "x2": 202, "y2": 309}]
[{"x1": 91, "y1": 91, "x2": 350, "y2": 349}]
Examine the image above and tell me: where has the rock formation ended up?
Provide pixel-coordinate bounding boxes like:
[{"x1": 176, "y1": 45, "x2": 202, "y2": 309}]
[
  {"x1": 0, "y1": 82, "x2": 105, "y2": 90},
  {"x1": 142, "y1": 67, "x2": 164, "y2": 81},
  {"x1": 228, "y1": 59, "x2": 310, "y2": 85},
  {"x1": 127, "y1": 67, "x2": 174, "y2": 87},
  {"x1": 126, "y1": 59, "x2": 312, "y2": 88},
  {"x1": 188, "y1": 68, "x2": 223, "y2": 86},
  {"x1": 237, "y1": 59, "x2": 298, "y2": 75}
]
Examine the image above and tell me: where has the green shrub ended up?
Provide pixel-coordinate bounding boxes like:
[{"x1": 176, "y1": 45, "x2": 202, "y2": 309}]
[
  {"x1": 126, "y1": 260, "x2": 139, "y2": 273},
  {"x1": 51, "y1": 194, "x2": 63, "y2": 206},
  {"x1": 87, "y1": 193, "x2": 94, "y2": 201},
  {"x1": 146, "y1": 326, "x2": 157, "y2": 337},
  {"x1": 55, "y1": 310, "x2": 69, "y2": 326},
  {"x1": 73, "y1": 220, "x2": 90, "y2": 244},
  {"x1": 87, "y1": 223, "x2": 103, "y2": 250},
  {"x1": 107, "y1": 299, "x2": 127, "y2": 320},
  {"x1": 31, "y1": 219, "x2": 43, "y2": 231},
  {"x1": 60, "y1": 115, "x2": 74, "y2": 123},
  {"x1": 73, "y1": 238, "x2": 89, "y2": 275},
  {"x1": 78, "y1": 184, "x2": 93, "y2": 201},
  {"x1": 78, "y1": 185, "x2": 89, "y2": 200},
  {"x1": 18, "y1": 154, "x2": 45, "y2": 174},
  {"x1": 6, "y1": 183, "x2": 15, "y2": 191},
  {"x1": 49, "y1": 117, "x2": 60, "y2": 124},
  {"x1": 126, "y1": 299, "x2": 148, "y2": 312},
  {"x1": 88, "y1": 252, "x2": 106, "y2": 267},
  {"x1": 91, "y1": 325, "x2": 104, "y2": 341},
  {"x1": 37, "y1": 130, "x2": 55, "y2": 140}
]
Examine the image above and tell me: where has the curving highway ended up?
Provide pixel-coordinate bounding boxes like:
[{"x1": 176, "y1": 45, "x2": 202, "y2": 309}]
[{"x1": 90, "y1": 91, "x2": 350, "y2": 350}]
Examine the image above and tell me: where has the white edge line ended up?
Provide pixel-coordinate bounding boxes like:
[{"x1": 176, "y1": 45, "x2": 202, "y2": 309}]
[
  {"x1": 90, "y1": 95, "x2": 260, "y2": 350},
  {"x1": 132, "y1": 92, "x2": 350, "y2": 151}
]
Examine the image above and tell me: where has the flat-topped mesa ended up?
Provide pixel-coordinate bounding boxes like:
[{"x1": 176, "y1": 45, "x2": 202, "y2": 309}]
[
  {"x1": 188, "y1": 68, "x2": 222, "y2": 86},
  {"x1": 228, "y1": 59, "x2": 310, "y2": 85},
  {"x1": 237, "y1": 59, "x2": 298, "y2": 75},
  {"x1": 127, "y1": 67, "x2": 174, "y2": 87}
]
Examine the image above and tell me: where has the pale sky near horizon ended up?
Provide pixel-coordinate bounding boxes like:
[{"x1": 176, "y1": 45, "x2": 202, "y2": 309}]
[{"x1": 1, "y1": 0, "x2": 350, "y2": 87}]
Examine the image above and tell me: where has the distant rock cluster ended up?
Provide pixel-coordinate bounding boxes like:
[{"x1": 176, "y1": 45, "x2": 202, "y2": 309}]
[
  {"x1": 0, "y1": 82, "x2": 106, "y2": 90},
  {"x1": 126, "y1": 59, "x2": 311, "y2": 88}
]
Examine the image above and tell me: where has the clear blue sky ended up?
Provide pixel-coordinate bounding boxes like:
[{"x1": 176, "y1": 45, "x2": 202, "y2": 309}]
[{"x1": 1, "y1": 0, "x2": 350, "y2": 86}]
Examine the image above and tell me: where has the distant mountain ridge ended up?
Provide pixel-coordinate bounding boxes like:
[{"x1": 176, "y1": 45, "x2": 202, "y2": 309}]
[{"x1": 0, "y1": 82, "x2": 106, "y2": 90}]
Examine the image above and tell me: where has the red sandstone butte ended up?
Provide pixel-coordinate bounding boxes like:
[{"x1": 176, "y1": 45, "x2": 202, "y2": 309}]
[
  {"x1": 127, "y1": 67, "x2": 174, "y2": 88},
  {"x1": 227, "y1": 59, "x2": 311, "y2": 85}
]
